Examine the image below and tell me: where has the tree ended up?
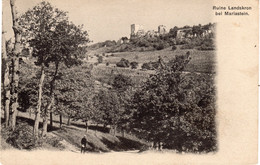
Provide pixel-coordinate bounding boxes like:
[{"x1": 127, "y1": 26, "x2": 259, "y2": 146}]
[
  {"x1": 97, "y1": 56, "x2": 103, "y2": 63},
  {"x1": 169, "y1": 26, "x2": 178, "y2": 38},
  {"x1": 19, "y1": 1, "x2": 89, "y2": 137},
  {"x1": 9, "y1": 0, "x2": 23, "y2": 130},
  {"x1": 130, "y1": 61, "x2": 138, "y2": 69},
  {"x1": 112, "y1": 74, "x2": 133, "y2": 92},
  {"x1": 172, "y1": 45, "x2": 177, "y2": 51},
  {"x1": 55, "y1": 64, "x2": 94, "y2": 132},
  {"x1": 132, "y1": 53, "x2": 216, "y2": 152},
  {"x1": 110, "y1": 74, "x2": 135, "y2": 136},
  {"x1": 95, "y1": 89, "x2": 124, "y2": 136},
  {"x1": 192, "y1": 25, "x2": 203, "y2": 36},
  {"x1": 116, "y1": 58, "x2": 130, "y2": 68},
  {"x1": 2, "y1": 30, "x2": 11, "y2": 127}
]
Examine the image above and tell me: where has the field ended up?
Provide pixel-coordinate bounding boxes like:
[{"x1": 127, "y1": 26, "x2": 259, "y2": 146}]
[{"x1": 90, "y1": 46, "x2": 216, "y2": 86}]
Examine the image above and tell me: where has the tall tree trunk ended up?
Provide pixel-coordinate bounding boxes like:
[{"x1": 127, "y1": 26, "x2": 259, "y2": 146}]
[
  {"x1": 33, "y1": 64, "x2": 45, "y2": 137},
  {"x1": 50, "y1": 112, "x2": 53, "y2": 128},
  {"x1": 2, "y1": 30, "x2": 11, "y2": 127},
  {"x1": 10, "y1": 0, "x2": 22, "y2": 131},
  {"x1": 95, "y1": 123, "x2": 98, "y2": 136},
  {"x1": 59, "y1": 114, "x2": 62, "y2": 128},
  {"x1": 42, "y1": 115, "x2": 48, "y2": 137},
  {"x1": 67, "y1": 116, "x2": 71, "y2": 125},
  {"x1": 42, "y1": 63, "x2": 58, "y2": 137},
  {"x1": 42, "y1": 93, "x2": 54, "y2": 137},
  {"x1": 113, "y1": 125, "x2": 117, "y2": 137},
  {"x1": 85, "y1": 121, "x2": 89, "y2": 133},
  {"x1": 121, "y1": 129, "x2": 125, "y2": 138},
  {"x1": 47, "y1": 63, "x2": 59, "y2": 130}
]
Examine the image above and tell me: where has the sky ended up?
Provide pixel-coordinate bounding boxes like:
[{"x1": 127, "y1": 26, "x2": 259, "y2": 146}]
[{"x1": 2, "y1": 0, "x2": 213, "y2": 43}]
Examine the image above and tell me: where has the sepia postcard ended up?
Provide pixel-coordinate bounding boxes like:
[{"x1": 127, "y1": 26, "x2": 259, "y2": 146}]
[{"x1": 0, "y1": 0, "x2": 258, "y2": 164}]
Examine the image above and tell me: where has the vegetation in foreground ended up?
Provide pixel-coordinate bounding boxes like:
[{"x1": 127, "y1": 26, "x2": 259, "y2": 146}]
[{"x1": 2, "y1": 1, "x2": 216, "y2": 153}]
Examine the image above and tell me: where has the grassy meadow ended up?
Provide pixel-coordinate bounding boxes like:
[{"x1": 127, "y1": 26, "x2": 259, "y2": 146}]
[{"x1": 90, "y1": 46, "x2": 216, "y2": 87}]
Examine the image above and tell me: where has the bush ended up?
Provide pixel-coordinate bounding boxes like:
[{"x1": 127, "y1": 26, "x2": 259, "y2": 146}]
[
  {"x1": 98, "y1": 56, "x2": 103, "y2": 63},
  {"x1": 112, "y1": 74, "x2": 133, "y2": 91},
  {"x1": 172, "y1": 45, "x2": 177, "y2": 51},
  {"x1": 142, "y1": 62, "x2": 152, "y2": 70},
  {"x1": 198, "y1": 44, "x2": 214, "y2": 51},
  {"x1": 180, "y1": 44, "x2": 195, "y2": 50},
  {"x1": 141, "y1": 61, "x2": 159, "y2": 70},
  {"x1": 130, "y1": 61, "x2": 138, "y2": 69},
  {"x1": 3, "y1": 123, "x2": 42, "y2": 150},
  {"x1": 116, "y1": 58, "x2": 130, "y2": 68},
  {"x1": 197, "y1": 38, "x2": 215, "y2": 50},
  {"x1": 154, "y1": 43, "x2": 165, "y2": 50},
  {"x1": 46, "y1": 136, "x2": 65, "y2": 150},
  {"x1": 106, "y1": 62, "x2": 110, "y2": 66}
]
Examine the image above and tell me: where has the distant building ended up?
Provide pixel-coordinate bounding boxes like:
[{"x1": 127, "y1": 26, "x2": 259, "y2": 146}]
[
  {"x1": 158, "y1": 25, "x2": 167, "y2": 34},
  {"x1": 117, "y1": 37, "x2": 129, "y2": 44},
  {"x1": 145, "y1": 30, "x2": 159, "y2": 37},
  {"x1": 176, "y1": 27, "x2": 192, "y2": 39},
  {"x1": 131, "y1": 24, "x2": 145, "y2": 37}
]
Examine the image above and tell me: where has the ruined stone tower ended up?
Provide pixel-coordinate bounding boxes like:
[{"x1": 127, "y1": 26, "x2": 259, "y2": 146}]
[
  {"x1": 131, "y1": 24, "x2": 145, "y2": 37},
  {"x1": 158, "y1": 25, "x2": 167, "y2": 34}
]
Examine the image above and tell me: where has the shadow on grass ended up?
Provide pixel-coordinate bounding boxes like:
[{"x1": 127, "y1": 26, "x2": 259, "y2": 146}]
[
  {"x1": 100, "y1": 136, "x2": 147, "y2": 151},
  {"x1": 69, "y1": 122, "x2": 110, "y2": 133},
  {"x1": 6, "y1": 116, "x2": 61, "y2": 132}
]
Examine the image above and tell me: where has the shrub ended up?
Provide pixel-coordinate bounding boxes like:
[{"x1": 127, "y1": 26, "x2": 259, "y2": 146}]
[
  {"x1": 180, "y1": 44, "x2": 194, "y2": 50},
  {"x1": 106, "y1": 62, "x2": 110, "y2": 66},
  {"x1": 130, "y1": 61, "x2": 138, "y2": 69},
  {"x1": 46, "y1": 136, "x2": 65, "y2": 150},
  {"x1": 112, "y1": 74, "x2": 133, "y2": 91},
  {"x1": 141, "y1": 63, "x2": 151, "y2": 70},
  {"x1": 172, "y1": 45, "x2": 177, "y2": 51},
  {"x1": 141, "y1": 59, "x2": 162, "y2": 70},
  {"x1": 141, "y1": 62, "x2": 157, "y2": 70},
  {"x1": 3, "y1": 122, "x2": 42, "y2": 150},
  {"x1": 98, "y1": 56, "x2": 103, "y2": 63},
  {"x1": 154, "y1": 43, "x2": 165, "y2": 50},
  {"x1": 197, "y1": 38, "x2": 215, "y2": 50},
  {"x1": 116, "y1": 58, "x2": 130, "y2": 68}
]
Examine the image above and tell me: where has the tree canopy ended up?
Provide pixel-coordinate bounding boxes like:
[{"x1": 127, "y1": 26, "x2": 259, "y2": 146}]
[{"x1": 132, "y1": 53, "x2": 216, "y2": 152}]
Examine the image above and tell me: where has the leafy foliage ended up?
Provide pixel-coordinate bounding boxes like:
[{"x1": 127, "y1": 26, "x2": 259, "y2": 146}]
[
  {"x1": 19, "y1": 1, "x2": 89, "y2": 67},
  {"x1": 131, "y1": 53, "x2": 216, "y2": 152},
  {"x1": 94, "y1": 89, "x2": 122, "y2": 127},
  {"x1": 2, "y1": 122, "x2": 42, "y2": 150},
  {"x1": 172, "y1": 45, "x2": 177, "y2": 51},
  {"x1": 55, "y1": 64, "x2": 95, "y2": 121},
  {"x1": 130, "y1": 61, "x2": 138, "y2": 69},
  {"x1": 116, "y1": 58, "x2": 130, "y2": 68},
  {"x1": 98, "y1": 56, "x2": 103, "y2": 63}
]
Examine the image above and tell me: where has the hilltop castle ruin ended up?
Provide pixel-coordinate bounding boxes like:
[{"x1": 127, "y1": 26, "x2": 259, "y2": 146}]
[{"x1": 130, "y1": 24, "x2": 168, "y2": 38}]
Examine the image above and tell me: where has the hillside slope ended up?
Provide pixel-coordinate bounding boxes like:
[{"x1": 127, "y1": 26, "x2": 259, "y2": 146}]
[{"x1": 1, "y1": 113, "x2": 148, "y2": 152}]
